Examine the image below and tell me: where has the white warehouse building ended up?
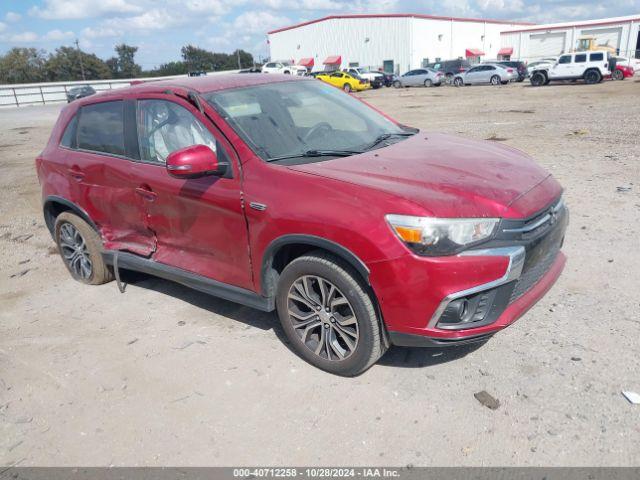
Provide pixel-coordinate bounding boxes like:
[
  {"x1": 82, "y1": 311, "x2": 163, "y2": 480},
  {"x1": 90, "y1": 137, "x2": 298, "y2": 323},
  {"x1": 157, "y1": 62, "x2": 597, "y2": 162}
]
[
  {"x1": 500, "y1": 15, "x2": 640, "y2": 61},
  {"x1": 267, "y1": 14, "x2": 531, "y2": 74},
  {"x1": 267, "y1": 13, "x2": 640, "y2": 74}
]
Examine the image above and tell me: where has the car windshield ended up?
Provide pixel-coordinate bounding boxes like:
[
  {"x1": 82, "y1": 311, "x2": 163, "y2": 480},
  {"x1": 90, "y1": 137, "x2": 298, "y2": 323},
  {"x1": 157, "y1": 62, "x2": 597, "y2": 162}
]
[{"x1": 204, "y1": 80, "x2": 415, "y2": 164}]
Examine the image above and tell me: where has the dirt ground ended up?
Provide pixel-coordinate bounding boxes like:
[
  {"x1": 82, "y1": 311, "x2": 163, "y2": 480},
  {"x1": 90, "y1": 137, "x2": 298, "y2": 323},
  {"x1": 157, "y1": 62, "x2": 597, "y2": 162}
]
[{"x1": 1, "y1": 79, "x2": 639, "y2": 467}]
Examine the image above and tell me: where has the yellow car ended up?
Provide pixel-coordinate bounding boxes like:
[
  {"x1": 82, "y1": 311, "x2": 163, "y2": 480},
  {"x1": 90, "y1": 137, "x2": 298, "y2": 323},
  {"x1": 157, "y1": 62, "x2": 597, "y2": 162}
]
[{"x1": 315, "y1": 71, "x2": 370, "y2": 92}]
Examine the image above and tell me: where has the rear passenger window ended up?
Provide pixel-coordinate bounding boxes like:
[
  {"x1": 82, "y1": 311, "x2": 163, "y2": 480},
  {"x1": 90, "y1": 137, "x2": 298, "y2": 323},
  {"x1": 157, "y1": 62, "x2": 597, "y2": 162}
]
[
  {"x1": 60, "y1": 115, "x2": 78, "y2": 148},
  {"x1": 575, "y1": 54, "x2": 587, "y2": 63},
  {"x1": 590, "y1": 53, "x2": 604, "y2": 61},
  {"x1": 77, "y1": 101, "x2": 125, "y2": 156}
]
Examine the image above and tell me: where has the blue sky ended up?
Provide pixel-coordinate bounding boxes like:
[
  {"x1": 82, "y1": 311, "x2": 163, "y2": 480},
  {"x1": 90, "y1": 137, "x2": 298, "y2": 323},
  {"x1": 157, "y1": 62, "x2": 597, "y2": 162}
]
[{"x1": 1, "y1": 0, "x2": 639, "y2": 68}]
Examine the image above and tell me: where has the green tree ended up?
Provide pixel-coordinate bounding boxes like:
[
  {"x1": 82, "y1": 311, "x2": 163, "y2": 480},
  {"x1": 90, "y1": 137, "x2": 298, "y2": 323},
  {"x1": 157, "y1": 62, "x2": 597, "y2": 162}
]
[
  {"x1": 181, "y1": 45, "x2": 215, "y2": 72},
  {"x1": 231, "y1": 49, "x2": 254, "y2": 69},
  {"x1": 0, "y1": 47, "x2": 47, "y2": 84},
  {"x1": 45, "y1": 46, "x2": 111, "y2": 81},
  {"x1": 110, "y1": 43, "x2": 142, "y2": 78},
  {"x1": 144, "y1": 61, "x2": 188, "y2": 77}
]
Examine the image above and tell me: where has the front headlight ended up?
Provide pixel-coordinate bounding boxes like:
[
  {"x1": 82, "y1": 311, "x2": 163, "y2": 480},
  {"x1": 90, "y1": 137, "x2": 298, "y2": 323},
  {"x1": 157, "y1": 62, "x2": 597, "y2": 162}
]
[{"x1": 385, "y1": 215, "x2": 499, "y2": 256}]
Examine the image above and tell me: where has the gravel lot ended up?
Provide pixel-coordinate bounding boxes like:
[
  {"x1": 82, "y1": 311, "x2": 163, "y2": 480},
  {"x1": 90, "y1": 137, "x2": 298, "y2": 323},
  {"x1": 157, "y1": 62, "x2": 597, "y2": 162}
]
[{"x1": 1, "y1": 79, "x2": 639, "y2": 467}]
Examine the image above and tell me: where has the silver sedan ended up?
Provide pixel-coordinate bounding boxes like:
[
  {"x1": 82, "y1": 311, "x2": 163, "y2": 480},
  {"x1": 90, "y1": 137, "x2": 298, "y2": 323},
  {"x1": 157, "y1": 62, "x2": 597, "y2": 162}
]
[
  {"x1": 393, "y1": 68, "x2": 444, "y2": 88},
  {"x1": 453, "y1": 64, "x2": 516, "y2": 86}
]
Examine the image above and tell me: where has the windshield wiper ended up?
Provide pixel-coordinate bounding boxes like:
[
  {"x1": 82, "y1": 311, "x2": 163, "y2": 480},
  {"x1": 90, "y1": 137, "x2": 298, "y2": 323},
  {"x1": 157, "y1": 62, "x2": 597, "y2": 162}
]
[
  {"x1": 362, "y1": 131, "x2": 416, "y2": 152},
  {"x1": 266, "y1": 149, "x2": 362, "y2": 162}
]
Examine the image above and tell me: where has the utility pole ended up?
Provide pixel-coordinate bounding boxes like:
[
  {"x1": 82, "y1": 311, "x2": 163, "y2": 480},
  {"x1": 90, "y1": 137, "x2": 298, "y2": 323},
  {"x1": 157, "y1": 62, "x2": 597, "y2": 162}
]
[
  {"x1": 75, "y1": 39, "x2": 86, "y2": 81},
  {"x1": 237, "y1": 49, "x2": 241, "y2": 69}
]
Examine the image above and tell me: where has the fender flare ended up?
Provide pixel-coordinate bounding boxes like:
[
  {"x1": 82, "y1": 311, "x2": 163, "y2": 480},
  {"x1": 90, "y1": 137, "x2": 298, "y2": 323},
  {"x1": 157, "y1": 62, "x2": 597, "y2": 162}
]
[
  {"x1": 260, "y1": 234, "x2": 370, "y2": 297},
  {"x1": 43, "y1": 195, "x2": 99, "y2": 237}
]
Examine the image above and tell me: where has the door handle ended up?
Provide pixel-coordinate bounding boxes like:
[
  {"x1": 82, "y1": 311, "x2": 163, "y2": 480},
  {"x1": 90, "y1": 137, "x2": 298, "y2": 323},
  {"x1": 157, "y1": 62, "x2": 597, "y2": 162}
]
[
  {"x1": 67, "y1": 167, "x2": 85, "y2": 182},
  {"x1": 135, "y1": 186, "x2": 157, "y2": 202}
]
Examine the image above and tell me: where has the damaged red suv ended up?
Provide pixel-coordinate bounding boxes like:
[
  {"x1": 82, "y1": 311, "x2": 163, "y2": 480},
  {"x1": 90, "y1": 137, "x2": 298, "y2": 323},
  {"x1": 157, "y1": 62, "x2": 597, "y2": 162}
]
[{"x1": 36, "y1": 74, "x2": 568, "y2": 376}]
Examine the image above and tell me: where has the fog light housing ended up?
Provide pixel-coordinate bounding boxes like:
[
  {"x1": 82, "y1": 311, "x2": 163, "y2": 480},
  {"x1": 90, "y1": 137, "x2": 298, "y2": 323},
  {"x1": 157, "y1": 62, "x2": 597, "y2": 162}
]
[{"x1": 437, "y1": 288, "x2": 499, "y2": 329}]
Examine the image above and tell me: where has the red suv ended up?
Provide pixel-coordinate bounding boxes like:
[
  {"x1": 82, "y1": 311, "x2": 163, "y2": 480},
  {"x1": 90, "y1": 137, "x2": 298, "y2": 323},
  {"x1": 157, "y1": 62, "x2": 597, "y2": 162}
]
[{"x1": 36, "y1": 74, "x2": 568, "y2": 376}]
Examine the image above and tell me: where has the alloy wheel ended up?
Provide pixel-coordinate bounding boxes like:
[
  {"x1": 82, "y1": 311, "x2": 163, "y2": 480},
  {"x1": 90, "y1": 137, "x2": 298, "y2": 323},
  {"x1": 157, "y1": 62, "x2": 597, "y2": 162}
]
[
  {"x1": 59, "y1": 222, "x2": 93, "y2": 280},
  {"x1": 286, "y1": 275, "x2": 359, "y2": 361}
]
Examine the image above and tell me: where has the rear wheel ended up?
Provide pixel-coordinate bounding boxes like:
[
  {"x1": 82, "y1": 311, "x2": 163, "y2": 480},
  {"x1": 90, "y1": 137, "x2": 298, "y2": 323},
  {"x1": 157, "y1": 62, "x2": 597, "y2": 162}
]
[
  {"x1": 424, "y1": 79, "x2": 433, "y2": 87},
  {"x1": 343, "y1": 83, "x2": 352, "y2": 93},
  {"x1": 584, "y1": 69, "x2": 601, "y2": 84},
  {"x1": 54, "y1": 212, "x2": 113, "y2": 285},
  {"x1": 453, "y1": 77, "x2": 463, "y2": 87},
  {"x1": 276, "y1": 252, "x2": 385, "y2": 376},
  {"x1": 612, "y1": 69, "x2": 624, "y2": 81},
  {"x1": 530, "y1": 72, "x2": 546, "y2": 86},
  {"x1": 490, "y1": 75, "x2": 500, "y2": 85}
]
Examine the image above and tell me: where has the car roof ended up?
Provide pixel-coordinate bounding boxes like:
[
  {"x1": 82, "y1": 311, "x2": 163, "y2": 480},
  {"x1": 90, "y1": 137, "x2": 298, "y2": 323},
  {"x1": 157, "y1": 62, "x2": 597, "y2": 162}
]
[{"x1": 74, "y1": 74, "x2": 310, "y2": 104}]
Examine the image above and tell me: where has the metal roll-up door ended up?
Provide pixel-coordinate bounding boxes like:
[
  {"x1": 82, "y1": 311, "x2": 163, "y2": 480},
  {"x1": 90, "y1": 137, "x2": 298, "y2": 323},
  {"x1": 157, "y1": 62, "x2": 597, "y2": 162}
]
[{"x1": 529, "y1": 32, "x2": 567, "y2": 59}]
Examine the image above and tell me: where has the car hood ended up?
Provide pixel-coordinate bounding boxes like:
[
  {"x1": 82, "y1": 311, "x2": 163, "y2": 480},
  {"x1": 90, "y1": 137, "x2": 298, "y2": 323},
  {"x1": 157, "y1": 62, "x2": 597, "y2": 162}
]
[{"x1": 287, "y1": 132, "x2": 561, "y2": 219}]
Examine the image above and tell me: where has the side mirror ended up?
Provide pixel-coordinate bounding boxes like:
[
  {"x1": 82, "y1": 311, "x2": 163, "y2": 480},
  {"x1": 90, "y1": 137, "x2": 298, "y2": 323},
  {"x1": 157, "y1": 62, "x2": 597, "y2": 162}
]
[{"x1": 166, "y1": 144, "x2": 227, "y2": 179}]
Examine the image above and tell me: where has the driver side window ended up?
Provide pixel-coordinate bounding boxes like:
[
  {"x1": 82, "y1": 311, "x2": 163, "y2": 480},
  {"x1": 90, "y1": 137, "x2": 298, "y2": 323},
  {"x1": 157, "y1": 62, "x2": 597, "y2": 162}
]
[{"x1": 137, "y1": 99, "x2": 217, "y2": 164}]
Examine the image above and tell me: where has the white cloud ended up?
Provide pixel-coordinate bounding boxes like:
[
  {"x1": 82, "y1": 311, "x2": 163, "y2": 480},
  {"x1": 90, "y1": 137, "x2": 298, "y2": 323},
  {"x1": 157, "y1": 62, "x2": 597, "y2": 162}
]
[
  {"x1": 81, "y1": 26, "x2": 120, "y2": 39},
  {"x1": 103, "y1": 8, "x2": 187, "y2": 31},
  {"x1": 233, "y1": 11, "x2": 291, "y2": 34},
  {"x1": 44, "y1": 29, "x2": 75, "y2": 41},
  {"x1": 476, "y1": 0, "x2": 524, "y2": 13},
  {"x1": 5, "y1": 12, "x2": 22, "y2": 22},
  {"x1": 30, "y1": 0, "x2": 143, "y2": 20},
  {"x1": 0, "y1": 22, "x2": 6, "y2": 33},
  {"x1": 9, "y1": 31, "x2": 39, "y2": 42}
]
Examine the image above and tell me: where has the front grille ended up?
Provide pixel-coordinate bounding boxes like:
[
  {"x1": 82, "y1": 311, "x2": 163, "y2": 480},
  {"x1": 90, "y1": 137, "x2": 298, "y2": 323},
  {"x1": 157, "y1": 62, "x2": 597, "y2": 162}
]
[{"x1": 509, "y1": 241, "x2": 560, "y2": 303}]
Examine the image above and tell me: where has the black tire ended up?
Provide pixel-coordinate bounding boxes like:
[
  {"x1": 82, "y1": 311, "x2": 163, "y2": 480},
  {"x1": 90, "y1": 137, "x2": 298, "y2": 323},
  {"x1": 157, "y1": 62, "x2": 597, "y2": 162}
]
[
  {"x1": 343, "y1": 83, "x2": 351, "y2": 93},
  {"x1": 424, "y1": 79, "x2": 433, "y2": 87},
  {"x1": 453, "y1": 77, "x2": 463, "y2": 87},
  {"x1": 392, "y1": 80, "x2": 401, "y2": 88},
  {"x1": 612, "y1": 69, "x2": 624, "y2": 81},
  {"x1": 490, "y1": 75, "x2": 500, "y2": 85},
  {"x1": 584, "y1": 69, "x2": 601, "y2": 84},
  {"x1": 54, "y1": 212, "x2": 113, "y2": 285},
  {"x1": 530, "y1": 71, "x2": 546, "y2": 86},
  {"x1": 283, "y1": 70, "x2": 291, "y2": 75},
  {"x1": 276, "y1": 252, "x2": 386, "y2": 376}
]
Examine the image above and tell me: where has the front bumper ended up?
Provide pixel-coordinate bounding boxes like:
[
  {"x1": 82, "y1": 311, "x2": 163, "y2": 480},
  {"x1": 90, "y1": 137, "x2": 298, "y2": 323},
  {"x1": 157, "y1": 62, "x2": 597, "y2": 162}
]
[{"x1": 370, "y1": 197, "x2": 568, "y2": 346}]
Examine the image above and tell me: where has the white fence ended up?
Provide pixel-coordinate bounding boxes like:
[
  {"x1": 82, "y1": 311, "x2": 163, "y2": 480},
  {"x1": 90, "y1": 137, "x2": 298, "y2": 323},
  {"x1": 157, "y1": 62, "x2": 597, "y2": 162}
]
[{"x1": 0, "y1": 70, "x2": 238, "y2": 108}]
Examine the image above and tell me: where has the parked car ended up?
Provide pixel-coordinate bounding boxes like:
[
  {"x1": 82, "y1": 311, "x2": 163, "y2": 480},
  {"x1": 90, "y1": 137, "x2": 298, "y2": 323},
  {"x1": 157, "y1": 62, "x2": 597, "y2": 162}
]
[
  {"x1": 379, "y1": 71, "x2": 396, "y2": 87},
  {"x1": 38, "y1": 74, "x2": 568, "y2": 376},
  {"x1": 612, "y1": 63, "x2": 635, "y2": 80},
  {"x1": 529, "y1": 51, "x2": 611, "y2": 86},
  {"x1": 188, "y1": 71, "x2": 207, "y2": 77},
  {"x1": 393, "y1": 68, "x2": 443, "y2": 88},
  {"x1": 453, "y1": 64, "x2": 516, "y2": 86},
  {"x1": 238, "y1": 67, "x2": 261, "y2": 73},
  {"x1": 261, "y1": 61, "x2": 307, "y2": 76},
  {"x1": 315, "y1": 71, "x2": 370, "y2": 92},
  {"x1": 346, "y1": 68, "x2": 384, "y2": 88},
  {"x1": 66, "y1": 85, "x2": 96, "y2": 103},
  {"x1": 427, "y1": 59, "x2": 472, "y2": 79},
  {"x1": 492, "y1": 61, "x2": 528, "y2": 82},
  {"x1": 613, "y1": 56, "x2": 640, "y2": 73}
]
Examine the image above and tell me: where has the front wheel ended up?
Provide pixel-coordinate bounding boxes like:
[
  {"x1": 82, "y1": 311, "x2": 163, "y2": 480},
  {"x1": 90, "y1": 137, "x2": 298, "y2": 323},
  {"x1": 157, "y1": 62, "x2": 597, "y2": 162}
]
[
  {"x1": 343, "y1": 83, "x2": 352, "y2": 93},
  {"x1": 392, "y1": 80, "x2": 401, "y2": 88},
  {"x1": 453, "y1": 77, "x2": 463, "y2": 87},
  {"x1": 530, "y1": 72, "x2": 546, "y2": 86},
  {"x1": 612, "y1": 69, "x2": 624, "y2": 81},
  {"x1": 276, "y1": 252, "x2": 386, "y2": 376}
]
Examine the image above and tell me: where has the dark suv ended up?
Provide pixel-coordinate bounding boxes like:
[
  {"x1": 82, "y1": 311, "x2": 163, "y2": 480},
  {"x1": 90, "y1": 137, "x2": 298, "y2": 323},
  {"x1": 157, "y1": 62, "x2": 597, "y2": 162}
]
[
  {"x1": 427, "y1": 59, "x2": 472, "y2": 78},
  {"x1": 37, "y1": 74, "x2": 568, "y2": 376}
]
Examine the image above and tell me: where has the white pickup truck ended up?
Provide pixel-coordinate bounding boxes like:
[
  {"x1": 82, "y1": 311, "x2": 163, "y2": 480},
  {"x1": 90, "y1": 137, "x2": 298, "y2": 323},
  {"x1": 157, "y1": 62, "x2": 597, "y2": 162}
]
[{"x1": 530, "y1": 50, "x2": 611, "y2": 86}]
